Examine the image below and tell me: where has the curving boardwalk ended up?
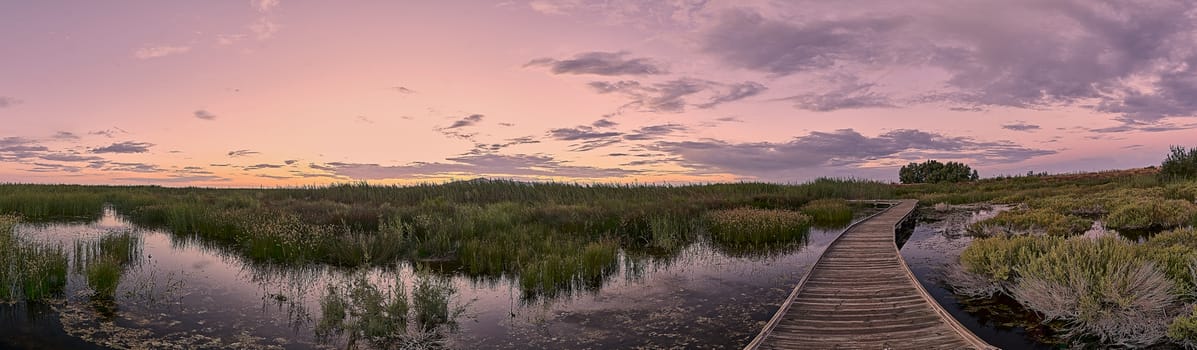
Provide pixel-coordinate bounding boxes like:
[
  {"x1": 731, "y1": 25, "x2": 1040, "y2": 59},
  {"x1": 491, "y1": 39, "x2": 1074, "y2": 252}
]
[{"x1": 746, "y1": 200, "x2": 997, "y2": 350}]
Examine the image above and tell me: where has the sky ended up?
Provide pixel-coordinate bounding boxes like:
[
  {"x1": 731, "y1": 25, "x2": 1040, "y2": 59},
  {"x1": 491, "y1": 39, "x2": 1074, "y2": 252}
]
[{"x1": 1, "y1": 0, "x2": 1196, "y2": 187}]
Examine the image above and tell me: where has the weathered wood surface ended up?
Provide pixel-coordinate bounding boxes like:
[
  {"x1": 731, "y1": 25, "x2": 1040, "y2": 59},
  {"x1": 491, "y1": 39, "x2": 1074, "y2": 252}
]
[{"x1": 746, "y1": 200, "x2": 997, "y2": 350}]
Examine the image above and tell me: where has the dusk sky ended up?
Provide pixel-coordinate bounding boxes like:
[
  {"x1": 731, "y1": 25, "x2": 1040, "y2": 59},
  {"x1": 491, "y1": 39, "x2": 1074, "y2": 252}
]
[{"x1": 2, "y1": 0, "x2": 1196, "y2": 186}]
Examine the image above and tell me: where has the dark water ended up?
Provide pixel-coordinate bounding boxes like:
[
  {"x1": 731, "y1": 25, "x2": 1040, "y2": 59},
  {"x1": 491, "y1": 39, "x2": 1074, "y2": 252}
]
[
  {"x1": 899, "y1": 205, "x2": 1056, "y2": 350},
  {"x1": 1, "y1": 208, "x2": 881, "y2": 349}
]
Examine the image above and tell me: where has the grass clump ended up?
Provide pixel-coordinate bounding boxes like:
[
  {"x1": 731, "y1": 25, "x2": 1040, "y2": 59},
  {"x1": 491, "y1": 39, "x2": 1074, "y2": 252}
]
[
  {"x1": 954, "y1": 233, "x2": 1197, "y2": 347},
  {"x1": 74, "y1": 233, "x2": 143, "y2": 300},
  {"x1": 1105, "y1": 198, "x2": 1197, "y2": 231},
  {"x1": 1169, "y1": 305, "x2": 1197, "y2": 349},
  {"x1": 707, "y1": 208, "x2": 811, "y2": 246},
  {"x1": 799, "y1": 199, "x2": 854, "y2": 227},
  {"x1": 1010, "y1": 237, "x2": 1175, "y2": 347},
  {"x1": 0, "y1": 215, "x2": 68, "y2": 302},
  {"x1": 317, "y1": 272, "x2": 460, "y2": 349},
  {"x1": 968, "y1": 208, "x2": 1092, "y2": 237}
]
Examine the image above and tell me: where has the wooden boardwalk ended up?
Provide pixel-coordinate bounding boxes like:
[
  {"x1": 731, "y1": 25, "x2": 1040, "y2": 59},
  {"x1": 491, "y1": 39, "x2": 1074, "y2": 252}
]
[{"x1": 746, "y1": 200, "x2": 997, "y2": 350}]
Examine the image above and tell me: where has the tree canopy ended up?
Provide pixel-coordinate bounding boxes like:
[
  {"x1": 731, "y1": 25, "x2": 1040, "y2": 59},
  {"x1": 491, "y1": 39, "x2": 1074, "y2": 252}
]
[{"x1": 899, "y1": 160, "x2": 979, "y2": 184}]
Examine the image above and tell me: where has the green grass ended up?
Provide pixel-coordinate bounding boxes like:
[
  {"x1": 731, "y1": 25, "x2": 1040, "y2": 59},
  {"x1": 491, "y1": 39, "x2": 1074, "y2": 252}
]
[
  {"x1": 0, "y1": 215, "x2": 68, "y2": 302},
  {"x1": 967, "y1": 208, "x2": 1092, "y2": 237},
  {"x1": 316, "y1": 271, "x2": 459, "y2": 348},
  {"x1": 74, "y1": 232, "x2": 142, "y2": 300}
]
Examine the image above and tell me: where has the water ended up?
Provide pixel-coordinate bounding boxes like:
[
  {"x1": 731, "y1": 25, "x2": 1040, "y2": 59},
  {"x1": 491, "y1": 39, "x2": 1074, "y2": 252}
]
[
  {"x1": 1, "y1": 208, "x2": 878, "y2": 349},
  {"x1": 898, "y1": 204, "x2": 1174, "y2": 349}
]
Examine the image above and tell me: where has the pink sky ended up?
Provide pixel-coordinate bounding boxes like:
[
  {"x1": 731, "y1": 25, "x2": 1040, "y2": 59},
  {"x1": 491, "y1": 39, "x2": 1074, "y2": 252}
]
[{"x1": 1, "y1": 0, "x2": 1195, "y2": 187}]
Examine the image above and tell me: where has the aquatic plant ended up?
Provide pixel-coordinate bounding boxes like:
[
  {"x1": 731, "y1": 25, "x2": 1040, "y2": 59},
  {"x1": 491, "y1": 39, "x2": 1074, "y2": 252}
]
[
  {"x1": 799, "y1": 199, "x2": 854, "y2": 227},
  {"x1": 0, "y1": 215, "x2": 68, "y2": 302},
  {"x1": 967, "y1": 208, "x2": 1091, "y2": 236},
  {"x1": 74, "y1": 232, "x2": 143, "y2": 300},
  {"x1": 707, "y1": 208, "x2": 811, "y2": 246},
  {"x1": 316, "y1": 271, "x2": 461, "y2": 349}
]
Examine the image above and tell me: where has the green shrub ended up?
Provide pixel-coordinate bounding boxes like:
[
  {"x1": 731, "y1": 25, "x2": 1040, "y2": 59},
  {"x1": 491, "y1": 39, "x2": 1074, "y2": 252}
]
[
  {"x1": 1169, "y1": 305, "x2": 1197, "y2": 349},
  {"x1": 1105, "y1": 199, "x2": 1197, "y2": 230},
  {"x1": 959, "y1": 235, "x2": 1063, "y2": 286},
  {"x1": 968, "y1": 209, "x2": 1092, "y2": 236},
  {"x1": 1161, "y1": 145, "x2": 1197, "y2": 182},
  {"x1": 1010, "y1": 237, "x2": 1176, "y2": 347}
]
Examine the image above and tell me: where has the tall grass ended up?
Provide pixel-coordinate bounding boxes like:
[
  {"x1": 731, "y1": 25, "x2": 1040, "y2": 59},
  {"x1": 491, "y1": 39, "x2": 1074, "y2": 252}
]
[
  {"x1": 0, "y1": 215, "x2": 68, "y2": 302},
  {"x1": 316, "y1": 271, "x2": 461, "y2": 349},
  {"x1": 73, "y1": 232, "x2": 142, "y2": 299}
]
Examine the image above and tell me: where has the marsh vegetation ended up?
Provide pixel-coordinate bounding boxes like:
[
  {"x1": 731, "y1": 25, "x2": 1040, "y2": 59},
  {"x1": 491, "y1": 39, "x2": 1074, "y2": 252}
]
[{"x1": 1, "y1": 146, "x2": 1196, "y2": 348}]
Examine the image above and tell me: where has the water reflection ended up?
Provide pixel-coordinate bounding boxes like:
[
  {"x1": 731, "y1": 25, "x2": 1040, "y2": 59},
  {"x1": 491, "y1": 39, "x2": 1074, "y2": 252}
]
[{"x1": 2, "y1": 207, "x2": 879, "y2": 349}]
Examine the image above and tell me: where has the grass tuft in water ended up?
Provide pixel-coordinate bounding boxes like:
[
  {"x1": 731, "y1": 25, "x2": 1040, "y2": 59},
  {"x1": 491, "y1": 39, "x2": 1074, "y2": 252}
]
[{"x1": 0, "y1": 215, "x2": 68, "y2": 302}]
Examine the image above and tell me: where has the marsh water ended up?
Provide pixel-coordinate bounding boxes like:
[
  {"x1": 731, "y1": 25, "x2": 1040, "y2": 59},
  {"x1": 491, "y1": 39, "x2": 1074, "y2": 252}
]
[
  {"x1": 1, "y1": 205, "x2": 1118, "y2": 349},
  {"x1": 0, "y1": 208, "x2": 868, "y2": 349}
]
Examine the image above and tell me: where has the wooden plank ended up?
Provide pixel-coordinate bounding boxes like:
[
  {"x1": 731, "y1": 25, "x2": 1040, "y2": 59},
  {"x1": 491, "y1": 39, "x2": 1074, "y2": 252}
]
[{"x1": 743, "y1": 199, "x2": 999, "y2": 350}]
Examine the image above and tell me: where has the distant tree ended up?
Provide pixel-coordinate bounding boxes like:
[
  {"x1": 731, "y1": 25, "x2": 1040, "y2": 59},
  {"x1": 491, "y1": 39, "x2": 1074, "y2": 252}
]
[
  {"x1": 899, "y1": 160, "x2": 980, "y2": 184},
  {"x1": 1160, "y1": 145, "x2": 1197, "y2": 181}
]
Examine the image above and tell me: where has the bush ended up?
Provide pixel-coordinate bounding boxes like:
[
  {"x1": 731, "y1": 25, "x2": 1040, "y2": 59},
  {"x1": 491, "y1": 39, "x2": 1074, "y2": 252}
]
[
  {"x1": 968, "y1": 209, "x2": 1092, "y2": 236},
  {"x1": 899, "y1": 160, "x2": 980, "y2": 184},
  {"x1": 1105, "y1": 199, "x2": 1197, "y2": 230},
  {"x1": 959, "y1": 235, "x2": 1063, "y2": 288},
  {"x1": 1161, "y1": 145, "x2": 1197, "y2": 182},
  {"x1": 1169, "y1": 305, "x2": 1197, "y2": 349}
]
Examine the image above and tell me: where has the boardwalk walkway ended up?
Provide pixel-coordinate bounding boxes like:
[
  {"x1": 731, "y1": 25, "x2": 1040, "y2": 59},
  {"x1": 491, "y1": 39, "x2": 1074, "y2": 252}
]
[{"x1": 746, "y1": 200, "x2": 996, "y2": 350}]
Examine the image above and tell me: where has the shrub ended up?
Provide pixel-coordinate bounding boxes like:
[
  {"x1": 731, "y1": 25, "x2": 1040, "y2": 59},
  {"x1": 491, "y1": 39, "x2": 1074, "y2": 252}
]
[
  {"x1": 959, "y1": 235, "x2": 1063, "y2": 288},
  {"x1": 899, "y1": 160, "x2": 980, "y2": 184},
  {"x1": 1161, "y1": 145, "x2": 1197, "y2": 182},
  {"x1": 1105, "y1": 199, "x2": 1197, "y2": 230},
  {"x1": 968, "y1": 209, "x2": 1092, "y2": 236},
  {"x1": 1169, "y1": 305, "x2": 1197, "y2": 349},
  {"x1": 1010, "y1": 237, "x2": 1177, "y2": 347}
]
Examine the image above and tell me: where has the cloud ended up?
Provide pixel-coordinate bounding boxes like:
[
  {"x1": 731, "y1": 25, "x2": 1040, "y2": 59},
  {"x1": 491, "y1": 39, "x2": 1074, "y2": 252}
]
[
  {"x1": 589, "y1": 78, "x2": 764, "y2": 112},
  {"x1": 445, "y1": 115, "x2": 481, "y2": 130},
  {"x1": 695, "y1": 82, "x2": 768, "y2": 109},
  {"x1": 91, "y1": 141, "x2": 154, "y2": 154},
  {"x1": 39, "y1": 153, "x2": 104, "y2": 162},
  {"x1": 89, "y1": 128, "x2": 128, "y2": 138},
  {"x1": 250, "y1": 17, "x2": 279, "y2": 40},
  {"x1": 52, "y1": 131, "x2": 80, "y2": 140},
  {"x1": 284, "y1": 159, "x2": 299, "y2": 165},
  {"x1": 133, "y1": 45, "x2": 191, "y2": 59},
  {"x1": 319, "y1": 153, "x2": 639, "y2": 180},
  {"x1": 779, "y1": 79, "x2": 894, "y2": 111},
  {"x1": 392, "y1": 86, "x2": 416, "y2": 94},
  {"x1": 0, "y1": 138, "x2": 48, "y2": 161},
  {"x1": 546, "y1": 125, "x2": 624, "y2": 152},
  {"x1": 471, "y1": 136, "x2": 541, "y2": 153},
  {"x1": 623, "y1": 124, "x2": 687, "y2": 141},
  {"x1": 701, "y1": 9, "x2": 904, "y2": 76},
  {"x1": 228, "y1": 149, "x2": 260, "y2": 157},
  {"x1": 244, "y1": 163, "x2": 284, "y2": 170},
  {"x1": 698, "y1": 2, "x2": 1197, "y2": 127},
  {"x1": 0, "y1": 96, "x2": 21, "y2": 108},
  {"x1": 251, "y1": 0, "x2": 280, "y2": 12},
  {"x1": 526, "y1": 51, "x2": 667, "y2": 76},
  {"x1": 355, "y1": 116, "x2": 375, "y2": 124},
  {"x1": 103, "y1": 162, "x2": 160, "y2": 173},
  {"x1": 652, "y1": 129, "x2": 1056, "y2": 178},
  {"x1": 112, "y1": 175, "x2": 232, "y2": 184},
  {"x1": 591, "y1": 119, "x2": 618, "y2": 128},
  {"x1": 1002, "y1": 122, "x2": 1041, "y2": 132},
  {"x1": 194, "y1": 110, "x2": 217, "y2": 120}
]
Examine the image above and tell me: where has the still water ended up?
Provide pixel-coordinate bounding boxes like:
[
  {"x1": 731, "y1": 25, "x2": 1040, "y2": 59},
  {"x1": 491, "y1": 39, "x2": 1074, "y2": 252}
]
[{"x1": 2, "y1": 206, "x2": 1064, "y2": 349}]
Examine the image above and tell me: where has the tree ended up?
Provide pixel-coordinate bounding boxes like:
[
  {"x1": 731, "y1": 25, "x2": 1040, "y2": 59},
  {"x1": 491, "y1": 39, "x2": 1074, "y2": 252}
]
[
  {"x1": 899, "y1": 160, "x2": 980, "y2": 184},
  {"x1": 1160, "y1": 145, "x2": 1197, "y2": 181}
]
